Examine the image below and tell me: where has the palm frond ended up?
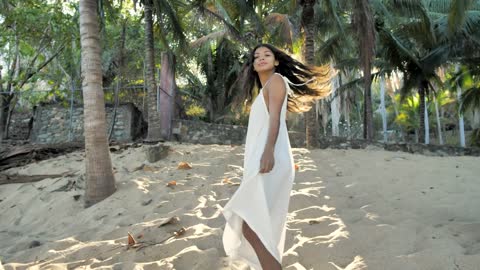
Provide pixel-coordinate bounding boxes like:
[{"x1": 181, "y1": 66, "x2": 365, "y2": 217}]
[
  {"x1": 378, "y1": 27, "x2": 421, "y2": 69},
  {"x1": 323, "y1": 0, "x2": 345, "y2": 34},
  {"x1": 190, "y1": 30, "x2": 227, "y2": 48},
  {"x1": 191, "y1": 1, "x2": 247, "y2": 46},
  {"x1": 460, "y1": 87, "x2": 480, "y2": 113},
  {"x1": 425, "y1": 0, "x2": 452, "y2": 14},
  {"x1": 316, "y1": 34, "x2": 344, "y2": 64},
  {"x1": 419, "y1": 45, "x2": 450, "y2": 74},
  {"x1": 153, "y1": 0, "x2": 187, "y2": 49},
  {"x1": 264, "y1": 13, "x2": 294, "y2": 50},
  {"x1": 448, "y1": 0, "x2": 474, "y2": 35}
]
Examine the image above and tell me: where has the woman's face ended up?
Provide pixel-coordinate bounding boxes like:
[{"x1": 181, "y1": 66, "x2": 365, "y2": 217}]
[{"x1": 253, "y1": 46, "x2": 278, "y2": 73}]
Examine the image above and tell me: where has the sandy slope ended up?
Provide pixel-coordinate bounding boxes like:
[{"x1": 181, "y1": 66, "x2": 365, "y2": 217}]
[{"x1": 0, "y1": 142, "x2": 479, "y2": 270}]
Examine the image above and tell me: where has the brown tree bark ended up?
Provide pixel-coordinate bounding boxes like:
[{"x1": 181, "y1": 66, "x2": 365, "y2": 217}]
[
  {"x1": 302, "y1": 0, "x2": 320, "y2": 148},
  {"x1": 353, "y1": 0, "x2": 375, "y2": 141},
  {"x1": 79, "y1": 0, "x2": 116, "y2": 207},
  {"x1": 144, "y1": 0, "x2": 162, "y2": 142}
]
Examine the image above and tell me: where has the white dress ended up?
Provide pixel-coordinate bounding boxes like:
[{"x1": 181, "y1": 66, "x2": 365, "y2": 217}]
[{"x1": 222, "y1": 73, "x2": 295, "y2": 270}]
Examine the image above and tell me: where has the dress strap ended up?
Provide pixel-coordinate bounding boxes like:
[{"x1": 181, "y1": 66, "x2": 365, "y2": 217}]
[
  {"x1": 276, "y1": 73, "x2": 315, "y2": 96},
  {"x1": 261, "y1": 73, "x2": 277, "y2": 90}
]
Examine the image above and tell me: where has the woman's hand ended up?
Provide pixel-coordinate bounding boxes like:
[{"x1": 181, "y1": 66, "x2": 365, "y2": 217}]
[{"x1": 259, "y1": 148, "x2": 275, "y2": 173}]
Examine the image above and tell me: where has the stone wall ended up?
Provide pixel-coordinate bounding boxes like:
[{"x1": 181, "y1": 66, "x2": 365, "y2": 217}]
[
  {"x1": 7, "y1": 105, "x2": 480, "y2": 157},
  {"x1": 30, "y1": 103, "x2": 144, "y2": 144},
  {"x1": 171, "y1": 119, "x2": 247, "y2": 145},
  {"x1": 170, "y1": 119, "x2": 307, "y2": 147},
  {"x1": 8, "y1": 112, "x2": 31, "y2": 140}
]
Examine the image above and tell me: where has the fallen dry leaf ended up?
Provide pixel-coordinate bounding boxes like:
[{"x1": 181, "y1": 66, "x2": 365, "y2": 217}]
[
  {"x1": 294, "y1": 164, "x2": 300, "y2": 171},
  {"x1": 177, "y1": 162, "x2": 192, "y2": 170},
  {"x1": 222, "y1": 178, "x2": 240, "y2": 186},
  {"x1": 127, "y1": 232, "x2": 137, "y2": 246},
  {"x1": 166, "y1": 180, "x2": 177, "y2": 187}
]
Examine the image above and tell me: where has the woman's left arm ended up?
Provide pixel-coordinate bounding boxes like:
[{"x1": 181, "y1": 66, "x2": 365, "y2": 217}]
[{"x1": 260, "y1": 74, "x2": 286, "y2": 173}]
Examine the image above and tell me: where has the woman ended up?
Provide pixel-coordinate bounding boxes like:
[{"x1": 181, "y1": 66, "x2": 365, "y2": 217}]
[{"x1": 222, "y1": 44, "x2": 330, "y2": 270}]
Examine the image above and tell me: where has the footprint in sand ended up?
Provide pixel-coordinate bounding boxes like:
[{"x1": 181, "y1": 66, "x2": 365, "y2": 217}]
[{"x1": 448, "y1": 223, "x2": 480, "y2": 255}]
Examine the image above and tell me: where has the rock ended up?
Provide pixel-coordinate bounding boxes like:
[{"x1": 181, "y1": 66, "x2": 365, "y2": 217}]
[
  {"x1": 142, "y1": 199, "x2": 153, "y2": 206},
  {"x1": 145, "y1": 144, "x2": 170, "y2": 163},
  {"x1": 29, "y1": 240, "x2": 41, "y2": 248}
]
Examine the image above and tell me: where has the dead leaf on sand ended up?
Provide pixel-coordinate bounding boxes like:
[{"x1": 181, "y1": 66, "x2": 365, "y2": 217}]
[
  {"x1": 222, "y1": 178, "x2": 233, "y2": 184},
  {"x1": 177, "y1": 162, "x2": 192, "y2": 170},
  {"x1": 127, "y1": 232, "x2": 137, "y2": 246},
  {"x1": 166, "y1": 180, "x2": 177, "y2": 188},
  {"x1": 222, "y1": 178, "x2": 240, "y2": 186},
  {"x1": 294, "y1": 164, "x2": 300, "y2": 171}
]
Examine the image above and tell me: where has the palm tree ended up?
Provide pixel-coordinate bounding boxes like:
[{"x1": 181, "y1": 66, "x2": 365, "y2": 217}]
[
  {"x1": 374, "y1": 0, "x2": 480, "y2": 144},
  {"x1": 133, "y1": 0, "x2": 186, "y2": 142},
  {"x1": 143, "y1": 0, "x2": 162, "y2": 141},
  {"x1": 301, "y1": 0, "x2": 320, "y2": 147},
  {"x1": 353, "y1": 0, "x2": 375, "y2": 141},
  {"x1": 79, "y1": 0, "x2": 116, "y2": 207}
]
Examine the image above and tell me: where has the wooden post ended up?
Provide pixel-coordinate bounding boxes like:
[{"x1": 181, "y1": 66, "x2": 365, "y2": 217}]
[{"x1": 159, "y1": 52, "x2": 176, "y2": 140}]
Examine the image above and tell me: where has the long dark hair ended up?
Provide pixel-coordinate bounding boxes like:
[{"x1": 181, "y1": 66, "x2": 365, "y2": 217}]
[{"x1": 231, "y1": 43, "x2": 331, "y2": 113}]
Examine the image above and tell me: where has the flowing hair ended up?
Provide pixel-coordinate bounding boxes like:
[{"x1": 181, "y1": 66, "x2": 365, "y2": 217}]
[{"x1": 231, "y1": 43, "x2": 331, "y2": 113}]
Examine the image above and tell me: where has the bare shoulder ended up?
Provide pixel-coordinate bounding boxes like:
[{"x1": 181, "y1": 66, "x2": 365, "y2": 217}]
[{"x1": 266, "y1": 73, "x2": 286, "y2": 96}]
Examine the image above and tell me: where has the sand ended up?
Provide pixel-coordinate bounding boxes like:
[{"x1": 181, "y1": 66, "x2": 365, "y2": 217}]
[{"x1": 0, "y1": 142, "x2": 479, "y2": 270}]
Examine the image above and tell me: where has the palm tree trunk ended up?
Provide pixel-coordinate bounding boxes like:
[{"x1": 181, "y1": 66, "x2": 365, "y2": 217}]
[
  {"x1": 424, "y1": 93, "x2": 430, "y2": 144},
  {"x1": 457, "y1": 87, "x2": 466, "y2": 147},
  {"x1": 302, "y1": 0, "x2": 320, "y2": 148},
  {"x1": 79, "y1": 0, "x2": 116, "y2": 207},
  {"x1": 418, "y1": 81, "x2": 427, "y2": 143},
  {"x1": 353, "y1": 0, "x2": 375, "y2": 141},
  {"x1": 144, "y1": 0, "x2": 162, "y2": 142},
  {"x1": 390, "y1": 71, "x2": 405, "y2": 142},
  {"x1": 433, "y1": 94, "x2": 444, "y2": 145},
  {"x1": 0, "y1": 66, "x2": 6, "y2": 141},
  {"x1": 331, "y1": 74, "x2": 341, "y2": 137},
  {"x1": 473, "y1": 108, "x2": 480, "y2": 129},
  {"x1": 343, "y1": 91, "x2": 351, "y2": 138},
  {"x1": 380, "y1": 74, "x2": 387, "y2": 142},
  {"x1": 455, "y1": 64, "x2": 466, "y2": 147}
]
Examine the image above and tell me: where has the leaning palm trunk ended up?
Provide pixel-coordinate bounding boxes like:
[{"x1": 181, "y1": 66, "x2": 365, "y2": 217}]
[
  {"x1": 302, "y1": 0, "x2": 320, "y2": 148},
  {"x1": 79, "y1": 0, "x2": 116, "y2": 207}
]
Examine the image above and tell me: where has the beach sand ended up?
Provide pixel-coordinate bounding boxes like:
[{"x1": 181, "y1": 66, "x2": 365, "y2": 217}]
[{"x1": 1, "y1": 142, "x2": 479, "y2": 270}]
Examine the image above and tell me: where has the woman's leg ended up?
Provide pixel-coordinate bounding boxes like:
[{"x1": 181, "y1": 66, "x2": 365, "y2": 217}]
[{"x1": 242, "y1": 221, "x2": 282, "y2": 270}]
